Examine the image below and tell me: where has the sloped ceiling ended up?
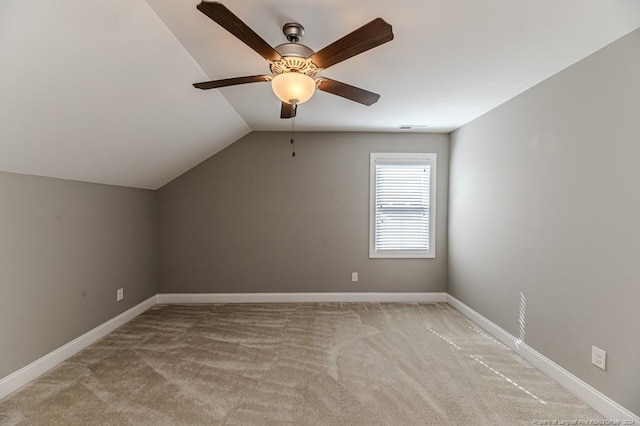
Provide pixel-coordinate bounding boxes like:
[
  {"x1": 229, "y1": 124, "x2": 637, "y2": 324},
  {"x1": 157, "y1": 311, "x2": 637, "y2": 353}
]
[
  {"x1": 0, "y1": 0, "x2": 249, "y2": 189},
  {"x1": 1, "y1": 0, "x2": 639, "y2": 189}
]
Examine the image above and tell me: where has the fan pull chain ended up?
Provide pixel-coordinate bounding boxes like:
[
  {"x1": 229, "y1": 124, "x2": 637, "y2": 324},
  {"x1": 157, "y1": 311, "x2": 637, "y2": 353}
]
[{"x1": 290, "y1": 115, "x2": 296, "y2": 157}]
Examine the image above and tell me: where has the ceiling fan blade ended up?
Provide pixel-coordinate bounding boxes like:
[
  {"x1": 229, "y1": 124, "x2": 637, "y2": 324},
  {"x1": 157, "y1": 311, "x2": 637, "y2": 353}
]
[
  {"x1": 196, "y1": 2, "x2": 281, "y2": 62},
  {"x1": 310, "y1": 18, "x2": 393, "y2": 69},
  {"x1": 317, "y1": 78, "x2": 380, "y2": 106},
  {"x1": 280, "y1": 102, "x2": 297, "y2": 119},
  {"x1": 193, "y1": 75, "x2": 271, "y2": 90}
]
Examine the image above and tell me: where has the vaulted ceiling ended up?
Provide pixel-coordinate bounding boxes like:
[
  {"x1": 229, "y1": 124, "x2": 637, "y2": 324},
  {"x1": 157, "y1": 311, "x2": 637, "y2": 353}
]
[{"x1": 1, "y1": 1, "x2": 639, "y2": 189}]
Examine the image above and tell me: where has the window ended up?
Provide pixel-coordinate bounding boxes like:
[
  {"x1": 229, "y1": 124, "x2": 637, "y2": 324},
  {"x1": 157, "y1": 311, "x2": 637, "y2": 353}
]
[{"x1": 369, "y1": 153, "x2": 436, "y2": 258}]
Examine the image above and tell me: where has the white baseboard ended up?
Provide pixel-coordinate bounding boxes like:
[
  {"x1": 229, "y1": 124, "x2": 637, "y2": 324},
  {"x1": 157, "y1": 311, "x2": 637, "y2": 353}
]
[
  {"x1": 0, "y1": 295, "x2": 158, "y2": 401},
  {"x1": 446, "y1": 294, "x2": 640, "y2": 423},
  {"x1": 157, "y1": 292, "x2": 448, "y2": 304}
]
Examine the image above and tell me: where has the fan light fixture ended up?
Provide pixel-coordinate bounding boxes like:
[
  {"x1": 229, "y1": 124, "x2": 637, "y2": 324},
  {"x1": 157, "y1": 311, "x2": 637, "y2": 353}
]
[
  {"x1": 271, "y1": 72, "x2": 316, "y2": 105},
  {"x1": 193, "y1": 2, "x2": 393, "y2": 118}
]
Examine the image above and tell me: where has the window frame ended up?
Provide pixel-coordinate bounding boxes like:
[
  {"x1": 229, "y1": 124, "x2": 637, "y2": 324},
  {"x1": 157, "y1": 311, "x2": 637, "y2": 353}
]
[{"x1": 369, "y1": 152, "x2": 437, "y2": 259}]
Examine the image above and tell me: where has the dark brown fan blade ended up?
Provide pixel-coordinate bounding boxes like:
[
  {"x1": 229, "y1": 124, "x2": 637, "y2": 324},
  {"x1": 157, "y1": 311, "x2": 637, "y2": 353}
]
[
  {"x1": 196, "y1": 2, "x2": 281, "y2": 62},
  {"x1": 193, "y1": 75, "x2": 270, "y2": 90},
  {"x1": 317, "y1": 78, "x2": 380, "y2": 106},
  {"x1": 310, "y1": 18, "x2": 393, "y2": 69},
  {"x1": 280, "y1": 102, "x2": 297, "y2": 119}
]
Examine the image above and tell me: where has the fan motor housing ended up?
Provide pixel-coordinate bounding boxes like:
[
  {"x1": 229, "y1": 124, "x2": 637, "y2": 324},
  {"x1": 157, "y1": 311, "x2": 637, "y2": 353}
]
[
  {"x1": 274, "y1": 43, "x2": 314, "y2": 59},
  {"x1": 271, "y1": 43, "x2": 318, "y2": 77}
]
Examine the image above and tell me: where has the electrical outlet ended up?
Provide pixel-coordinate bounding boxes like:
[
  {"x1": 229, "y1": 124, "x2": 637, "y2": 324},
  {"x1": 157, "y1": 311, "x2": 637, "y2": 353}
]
[
  {"x1": 592, "y1": 345, "x2": 606, "y2": 370},
  {"x1": 116, "y1": 288, "x2": 124, "y2": 302},
  {"x1": 351, "y1": 272, "x2": 358, "y2": 282}
]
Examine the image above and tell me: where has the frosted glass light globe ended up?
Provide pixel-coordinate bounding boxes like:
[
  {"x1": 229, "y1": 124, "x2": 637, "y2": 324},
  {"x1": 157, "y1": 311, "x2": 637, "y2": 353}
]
[{"x1": 271, "y1": 72, "x2": 316, "y2": 105}]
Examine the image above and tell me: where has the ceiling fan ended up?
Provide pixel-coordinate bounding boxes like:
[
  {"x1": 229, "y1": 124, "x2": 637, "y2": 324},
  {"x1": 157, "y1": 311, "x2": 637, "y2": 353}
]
[{"x1": 193, "y1": 1, "x2": 394, "y2": 119}]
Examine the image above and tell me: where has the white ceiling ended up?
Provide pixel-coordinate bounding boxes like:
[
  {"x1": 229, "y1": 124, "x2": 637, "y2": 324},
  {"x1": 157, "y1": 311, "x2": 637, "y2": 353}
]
[
  {"x1": 0, "y1": 0, "x2": 249, "y2": 189},
  {"x1": 1, "y1": 1, "x2": 639, "y2": 189}
]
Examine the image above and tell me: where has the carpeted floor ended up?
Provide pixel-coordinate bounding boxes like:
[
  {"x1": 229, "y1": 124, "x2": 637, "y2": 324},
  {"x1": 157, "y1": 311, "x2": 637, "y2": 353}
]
[{"x1": 0, "y1": 302, "x2": 603, "y2": 425}]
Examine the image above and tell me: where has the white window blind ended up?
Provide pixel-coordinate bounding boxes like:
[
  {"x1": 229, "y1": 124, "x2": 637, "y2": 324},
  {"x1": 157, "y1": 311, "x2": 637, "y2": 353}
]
[{"x1": 369, "y1": 153, "x2": 436, "y2": 258}]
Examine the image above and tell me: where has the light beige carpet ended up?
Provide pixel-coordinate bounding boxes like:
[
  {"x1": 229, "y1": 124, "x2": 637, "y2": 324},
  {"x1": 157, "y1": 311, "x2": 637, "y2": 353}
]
[{"x1": 0, "y1": 302, "x2": 603, "y2": 425}]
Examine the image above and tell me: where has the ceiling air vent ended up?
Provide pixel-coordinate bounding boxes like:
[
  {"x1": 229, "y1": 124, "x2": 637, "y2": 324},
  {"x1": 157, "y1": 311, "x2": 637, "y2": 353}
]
[{"x1": 399, "y1": 125, "x2": 429, "y2": 130}]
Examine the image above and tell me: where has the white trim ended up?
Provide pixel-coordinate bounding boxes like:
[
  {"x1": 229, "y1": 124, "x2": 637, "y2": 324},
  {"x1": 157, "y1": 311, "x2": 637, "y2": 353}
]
[
  {"x1": 157, "y1": 292, "x2": 448, "y2": 304},
  {"x1": 0, "y1": 295, "x2": 158, "y2": 401},
  {"x1": 447, "y1": 294, "x2": 640, "y2": 423},
  {"x1": 369, "y1": 152, "x2": 437, "y2": 259}
]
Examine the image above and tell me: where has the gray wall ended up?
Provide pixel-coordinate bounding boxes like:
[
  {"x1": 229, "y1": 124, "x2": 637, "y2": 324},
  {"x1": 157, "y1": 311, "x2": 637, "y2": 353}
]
[
  {"x1": 0, "y1": 172, "x2": 158, "y2": 378},
  {"x1": 159, "y1": 132, "x2": 449, "y2": 294},
  {"x1": 448, "y1": 29, "x2": 640, "y2": 415}
]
